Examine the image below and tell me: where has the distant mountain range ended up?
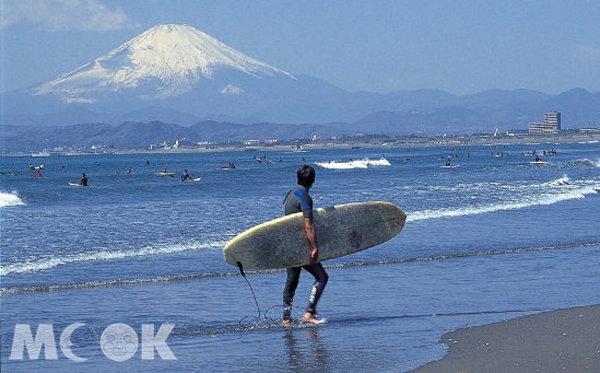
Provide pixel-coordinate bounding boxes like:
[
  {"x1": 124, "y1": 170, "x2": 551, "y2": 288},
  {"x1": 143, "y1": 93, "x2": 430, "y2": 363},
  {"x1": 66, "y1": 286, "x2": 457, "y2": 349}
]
[{"x1": 1, "y1": 24, "x2": 600, "y2": 141}]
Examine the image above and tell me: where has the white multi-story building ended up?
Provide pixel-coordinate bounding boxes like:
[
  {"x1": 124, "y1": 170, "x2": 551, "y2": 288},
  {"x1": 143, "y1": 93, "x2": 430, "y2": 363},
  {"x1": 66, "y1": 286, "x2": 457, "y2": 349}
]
[
  {"x1": 544, "y1": 110, "x2": 561, "y2": 130},
  {"x1": 529, "y1": 110, "x2": 561, "y2": 135}
]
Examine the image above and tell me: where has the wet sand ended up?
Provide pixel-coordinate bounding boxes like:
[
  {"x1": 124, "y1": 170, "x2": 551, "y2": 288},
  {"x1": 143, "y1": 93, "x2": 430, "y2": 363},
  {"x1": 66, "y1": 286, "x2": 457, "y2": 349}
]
[{"x1": 412, "y1": 304, "x2": 600, "y2": 372}]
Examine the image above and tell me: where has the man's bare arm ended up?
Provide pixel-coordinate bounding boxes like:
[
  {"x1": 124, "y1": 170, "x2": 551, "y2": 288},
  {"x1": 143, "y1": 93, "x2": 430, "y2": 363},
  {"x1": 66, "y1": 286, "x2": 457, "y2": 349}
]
[{"x1": 304, "y1": 217, "x2": 318, "y2": 264}]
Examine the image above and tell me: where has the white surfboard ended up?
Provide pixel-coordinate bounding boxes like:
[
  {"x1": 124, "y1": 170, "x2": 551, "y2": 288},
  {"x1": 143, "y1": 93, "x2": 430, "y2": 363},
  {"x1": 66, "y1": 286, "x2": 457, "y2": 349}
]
[
  {"x1": 155, "y1": 172, "x2": 176, "y2": 177},
  {"x1": 530, "y1": 161, "x2": 548, "y2": 164},
  {"x1": 440, "y1": 165, "x2": 460, "y2": 168},
  {"x1": 223, "y1": 201, "x2": 406, "y2": 270}
]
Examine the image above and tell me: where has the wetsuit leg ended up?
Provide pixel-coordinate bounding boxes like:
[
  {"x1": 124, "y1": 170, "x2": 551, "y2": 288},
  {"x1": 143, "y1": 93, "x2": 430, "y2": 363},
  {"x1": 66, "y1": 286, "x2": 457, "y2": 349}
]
[
  {"x1": 302, "y1": 263, "x2": 329, "y2": 315},
  {"x1": 283, "y1": 267, "x2": 302, "y2": 320}
]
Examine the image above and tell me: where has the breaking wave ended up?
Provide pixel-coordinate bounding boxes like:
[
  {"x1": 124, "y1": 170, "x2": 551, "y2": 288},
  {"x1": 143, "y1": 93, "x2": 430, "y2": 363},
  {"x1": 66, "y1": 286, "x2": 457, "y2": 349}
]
[
  {"x1": 316, "y1": 158, "x2": 391, "y2": 169},
  {"x1": 2, "y1": 242, "x2": 598, "y2": 297},
  {"x1": 566, "y1": 158, "x2": 600, "y2": 168},
  {"x1": 542, "y1": 176, "x2": 576, "y2": 187},
  {"x1": 0, "y1": 191, "x2": 25, "y2": 208},
  {"x1": 0, "y1": 240, "x2": 228, "y2": 276},
  {"x1": 407, "y1": 184, "x2": 598, "y2": 222}
]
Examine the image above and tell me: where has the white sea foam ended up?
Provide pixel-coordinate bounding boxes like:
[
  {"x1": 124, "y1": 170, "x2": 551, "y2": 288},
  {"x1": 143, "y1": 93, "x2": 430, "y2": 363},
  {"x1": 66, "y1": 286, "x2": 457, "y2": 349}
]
[
  {"x1": 0, "y1": 240, "x2": 228, "y2": 276},
  {"x1": 317, "y1": 160, "x2": 367, "y2": 169},
  {"x1": 407, "y1": 185, "x2": 598, "y2": 222},
  {"x1": 316, "y1": 158, "x2": 391, "y2": 169},
  {"x1": 543, "y1": 176, "x2": 572, "y2": 187},
  {"x1": 367, "y1": 158, "x2": 392, "y2": 166},
  {"x1": 0, "y1": 191, "x2": 25, "y2": 208}
]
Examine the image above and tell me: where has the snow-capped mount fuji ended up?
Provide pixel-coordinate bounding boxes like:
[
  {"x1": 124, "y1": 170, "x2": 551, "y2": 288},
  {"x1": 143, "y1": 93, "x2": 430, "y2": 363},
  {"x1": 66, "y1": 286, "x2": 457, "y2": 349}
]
[
  {"x1": 3, "y1": 23, "x2": 356, "y2": 125},
  {"x1": 13, "y1": 23, "x2": 596, "y2": 132},
  {"x1": 34, "y1": 24, "x2": 295, "y2": 102}
]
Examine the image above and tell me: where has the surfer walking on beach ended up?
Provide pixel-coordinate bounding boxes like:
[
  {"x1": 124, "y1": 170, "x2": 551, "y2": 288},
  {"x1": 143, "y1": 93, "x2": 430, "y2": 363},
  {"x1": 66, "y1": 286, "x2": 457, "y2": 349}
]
[{"x1": 282, "y1": 165, "x2": 329, "y2": 326}]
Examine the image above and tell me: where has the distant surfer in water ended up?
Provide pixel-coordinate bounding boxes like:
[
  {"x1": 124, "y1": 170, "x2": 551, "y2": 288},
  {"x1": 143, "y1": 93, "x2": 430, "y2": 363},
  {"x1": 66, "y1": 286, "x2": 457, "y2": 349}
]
[
  {"x1": 281, "y1": 165, "x2": 328, "y2": 326},
  {"x1": 181, "y1": 169, "x2": 191, "y2": 181},
  {"x1": 446, "y1": 158, "x2": 451, "y2": 166},
  {"x1": 80, "y1": 173, "x2": 88, "y2": 186}
]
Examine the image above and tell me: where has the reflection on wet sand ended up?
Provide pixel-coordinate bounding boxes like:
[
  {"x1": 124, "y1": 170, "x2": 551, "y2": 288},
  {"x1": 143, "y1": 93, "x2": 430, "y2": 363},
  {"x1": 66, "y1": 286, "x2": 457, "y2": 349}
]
[{"x1": 283, "y1": 327, "x2": 330, "y2": 372}]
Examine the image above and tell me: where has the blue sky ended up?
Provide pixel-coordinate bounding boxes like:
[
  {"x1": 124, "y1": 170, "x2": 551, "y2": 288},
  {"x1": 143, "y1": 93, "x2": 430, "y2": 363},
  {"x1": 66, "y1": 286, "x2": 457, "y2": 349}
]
[{"x1": 1, "y1": 0, "x2": 600, "y2": 94}]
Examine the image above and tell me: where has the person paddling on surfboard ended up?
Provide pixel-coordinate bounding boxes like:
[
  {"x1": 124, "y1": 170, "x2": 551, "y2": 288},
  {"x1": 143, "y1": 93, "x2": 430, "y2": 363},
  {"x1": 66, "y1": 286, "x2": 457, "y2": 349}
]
[
  {"x1": 282, "y1": 165, "x2": 329, "y2": 326},
  {"x1": 181, "y1": 169, "x2": 192, "y2": 181}
]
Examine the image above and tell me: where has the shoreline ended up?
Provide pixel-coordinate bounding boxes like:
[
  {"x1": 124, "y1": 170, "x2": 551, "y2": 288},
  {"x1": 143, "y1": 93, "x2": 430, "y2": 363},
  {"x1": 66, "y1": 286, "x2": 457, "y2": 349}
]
[
  {"x1": 3, "y1": 134, "x2": 598, "y2": 157},
  {"x1": 411, "y1": 304, "x2": 600, "y2": 372}
]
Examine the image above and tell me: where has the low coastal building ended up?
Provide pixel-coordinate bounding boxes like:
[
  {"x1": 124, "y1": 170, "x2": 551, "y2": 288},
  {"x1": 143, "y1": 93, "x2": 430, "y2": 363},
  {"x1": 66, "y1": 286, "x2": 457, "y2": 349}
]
[
  {"x1": 579, "y1": 127, "x2": 600, "y2": 134},
  {"x1": 505, "y1": 129, "x2": 528, "y2": 137}
]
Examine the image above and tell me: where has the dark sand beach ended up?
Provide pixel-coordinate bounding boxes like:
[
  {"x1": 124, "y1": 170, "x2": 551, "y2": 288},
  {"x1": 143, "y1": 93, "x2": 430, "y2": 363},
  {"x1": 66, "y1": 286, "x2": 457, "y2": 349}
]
[{"x1": 412, "y1": 304, "x2": 600, "y2": 372}]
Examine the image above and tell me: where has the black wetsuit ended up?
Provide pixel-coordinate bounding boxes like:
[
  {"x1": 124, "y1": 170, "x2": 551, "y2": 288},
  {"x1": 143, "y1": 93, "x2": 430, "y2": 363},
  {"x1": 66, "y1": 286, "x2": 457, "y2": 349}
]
[
  {"x1": 81, "y1": 176, "x2": 88, "y2": 186},
  {"x1": 282, "y1": 186, "x2": 329, "y2": 320}
]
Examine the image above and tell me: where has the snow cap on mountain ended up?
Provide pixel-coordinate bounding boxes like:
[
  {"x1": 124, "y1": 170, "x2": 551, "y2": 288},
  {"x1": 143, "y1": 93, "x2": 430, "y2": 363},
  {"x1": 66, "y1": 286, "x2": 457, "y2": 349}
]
[{"x1": 34, "y1": 24, "x2": 294, "y2": 101}]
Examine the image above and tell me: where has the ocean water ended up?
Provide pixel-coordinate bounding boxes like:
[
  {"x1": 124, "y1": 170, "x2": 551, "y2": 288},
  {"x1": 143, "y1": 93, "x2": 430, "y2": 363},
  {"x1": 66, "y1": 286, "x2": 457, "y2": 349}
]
[{"x1": 1, "y1": 142, "x2": 599, "y2": 372}]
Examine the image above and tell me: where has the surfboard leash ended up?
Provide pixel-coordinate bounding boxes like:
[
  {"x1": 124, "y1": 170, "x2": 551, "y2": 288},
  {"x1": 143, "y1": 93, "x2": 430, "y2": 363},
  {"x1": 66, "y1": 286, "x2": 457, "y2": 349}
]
[
  {"x1": 236, "y1": 262, "x2": 310, "y2": 328},
  {"x1": 237, "y1": 262, "x2": 262, "y2": 321}
]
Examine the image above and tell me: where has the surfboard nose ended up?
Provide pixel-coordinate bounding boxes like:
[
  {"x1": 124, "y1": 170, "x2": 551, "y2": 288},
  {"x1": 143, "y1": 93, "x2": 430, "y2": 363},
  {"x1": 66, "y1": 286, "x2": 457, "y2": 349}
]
[{"x1": 367, "y1": 201, "x2": 406, "y2": 232}]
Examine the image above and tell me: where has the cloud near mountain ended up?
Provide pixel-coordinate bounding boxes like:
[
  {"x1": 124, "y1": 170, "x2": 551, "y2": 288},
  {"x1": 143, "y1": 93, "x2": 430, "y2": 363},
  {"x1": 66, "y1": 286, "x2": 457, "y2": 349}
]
[{"x1": 1, "y1": 0, "x2": 131, "y2": 31}]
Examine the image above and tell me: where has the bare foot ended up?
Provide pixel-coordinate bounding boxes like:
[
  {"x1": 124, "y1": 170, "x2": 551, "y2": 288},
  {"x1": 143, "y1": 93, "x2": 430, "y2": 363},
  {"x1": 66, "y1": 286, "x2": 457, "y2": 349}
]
[
  {"x1": 282, "y1": 319, "x2": 293, "y2": 327},
  {"x1": 302, "y1": 313, "x2": 327, "y2": 325}
]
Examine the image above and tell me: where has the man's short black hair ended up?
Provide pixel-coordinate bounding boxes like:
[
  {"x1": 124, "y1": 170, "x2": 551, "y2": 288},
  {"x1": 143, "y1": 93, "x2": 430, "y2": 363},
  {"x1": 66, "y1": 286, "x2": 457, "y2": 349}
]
[{"x1": 297, "y1": 165, "x2": 315, "y2": 187}]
